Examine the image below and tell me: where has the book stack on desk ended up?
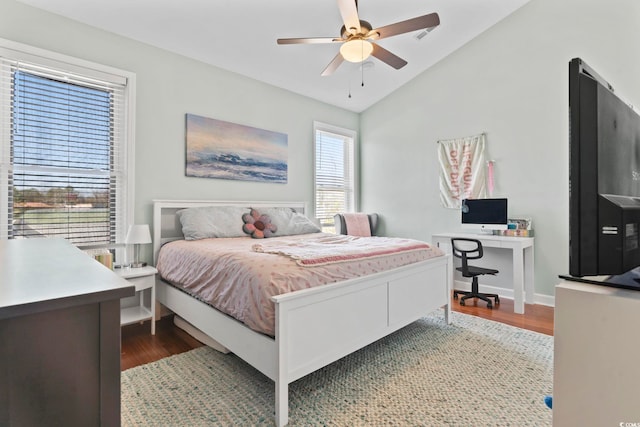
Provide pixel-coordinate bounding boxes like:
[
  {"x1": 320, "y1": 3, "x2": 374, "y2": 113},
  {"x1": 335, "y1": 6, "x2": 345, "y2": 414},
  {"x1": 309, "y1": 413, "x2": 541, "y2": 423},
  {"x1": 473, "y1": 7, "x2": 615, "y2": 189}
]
[
  {"x1": 494, "y1": 229, "x2": 534, "y2": 237},
  {"x1": 493, "y1": 217, "x2": 534, "y2": 237}
]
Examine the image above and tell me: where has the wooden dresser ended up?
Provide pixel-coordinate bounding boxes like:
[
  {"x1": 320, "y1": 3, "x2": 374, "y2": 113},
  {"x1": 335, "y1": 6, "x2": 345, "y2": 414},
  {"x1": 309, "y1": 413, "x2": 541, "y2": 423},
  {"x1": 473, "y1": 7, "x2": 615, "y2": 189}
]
[{"x1": 0, "y1": 238, "x2": 135, "y2": 427}]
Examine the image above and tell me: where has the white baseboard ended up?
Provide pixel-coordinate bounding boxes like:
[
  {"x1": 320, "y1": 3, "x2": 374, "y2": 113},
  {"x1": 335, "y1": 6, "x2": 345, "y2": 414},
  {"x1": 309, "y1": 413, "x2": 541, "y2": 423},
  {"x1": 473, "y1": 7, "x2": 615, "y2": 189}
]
[{"x1": 532, "y1": 293, "x2": 555, "y2": 307}]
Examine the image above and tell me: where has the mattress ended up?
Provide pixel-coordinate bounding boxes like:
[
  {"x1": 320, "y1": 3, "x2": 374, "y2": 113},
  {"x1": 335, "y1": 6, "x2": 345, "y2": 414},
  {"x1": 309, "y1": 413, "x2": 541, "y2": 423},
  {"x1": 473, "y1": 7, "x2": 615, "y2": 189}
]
[{"x1": 156, "y1": 233, "x2": 444, "y2": 336}]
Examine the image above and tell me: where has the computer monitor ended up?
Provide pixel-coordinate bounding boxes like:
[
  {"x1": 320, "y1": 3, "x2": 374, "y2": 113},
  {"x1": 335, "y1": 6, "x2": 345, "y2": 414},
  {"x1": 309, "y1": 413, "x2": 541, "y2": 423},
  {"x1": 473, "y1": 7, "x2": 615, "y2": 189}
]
[{"x1": 461, "y1": 198, "x2": 508, "y2": 233}]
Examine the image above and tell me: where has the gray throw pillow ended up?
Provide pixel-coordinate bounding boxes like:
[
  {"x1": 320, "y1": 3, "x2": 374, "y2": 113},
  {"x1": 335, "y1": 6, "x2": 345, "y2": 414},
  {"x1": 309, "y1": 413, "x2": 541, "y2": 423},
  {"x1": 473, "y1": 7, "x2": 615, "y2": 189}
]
[{"x1": 177, "y1": 206, "x2": 248, "y2": 240}]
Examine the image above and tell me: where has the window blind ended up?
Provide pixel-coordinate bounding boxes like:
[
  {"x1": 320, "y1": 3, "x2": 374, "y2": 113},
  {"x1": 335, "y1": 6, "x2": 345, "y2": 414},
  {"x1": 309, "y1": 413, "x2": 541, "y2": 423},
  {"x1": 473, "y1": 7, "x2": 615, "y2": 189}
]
[
  {"x1": 0, "y1": 57, "x2": 128, "y2": 246},
  {"x1": 314, "y1": 125, "x2": 355, "y2": 232}
]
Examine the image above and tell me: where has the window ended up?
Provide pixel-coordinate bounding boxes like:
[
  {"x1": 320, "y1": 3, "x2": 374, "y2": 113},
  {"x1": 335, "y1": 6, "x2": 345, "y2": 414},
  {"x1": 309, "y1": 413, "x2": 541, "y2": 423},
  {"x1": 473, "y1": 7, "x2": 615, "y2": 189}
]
[
  {"x1": 313, "y1": 121, "x2": 357, "y2": 233},
  {"x1": 0, "y1": 40, "x2": 134, "y2": 247}
]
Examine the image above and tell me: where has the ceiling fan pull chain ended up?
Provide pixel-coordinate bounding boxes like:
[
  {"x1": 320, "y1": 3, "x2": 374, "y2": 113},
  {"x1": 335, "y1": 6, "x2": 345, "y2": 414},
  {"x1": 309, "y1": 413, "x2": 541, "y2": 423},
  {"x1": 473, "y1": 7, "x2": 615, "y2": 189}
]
[{"x1": 360, "y1": 39, "x2": 365, "y2": 87}]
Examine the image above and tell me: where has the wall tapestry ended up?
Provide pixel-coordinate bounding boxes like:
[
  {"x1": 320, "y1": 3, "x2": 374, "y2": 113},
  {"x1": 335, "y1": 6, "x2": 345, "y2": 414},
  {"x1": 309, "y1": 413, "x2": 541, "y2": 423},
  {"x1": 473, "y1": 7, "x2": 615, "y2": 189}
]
[
  {"x1": 437, "y1": 133, "x2": 487, "y2": 208},
  {"x1": 185, "y1": 114, "x2": 288, "y2": 183}
]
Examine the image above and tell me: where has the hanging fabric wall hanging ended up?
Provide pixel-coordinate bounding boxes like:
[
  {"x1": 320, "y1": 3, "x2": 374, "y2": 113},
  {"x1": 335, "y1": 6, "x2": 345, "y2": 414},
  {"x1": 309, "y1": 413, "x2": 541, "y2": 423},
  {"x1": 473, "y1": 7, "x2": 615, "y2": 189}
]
[{"x1": 437, "y1": 133, "x2": 487, "y2": 208}]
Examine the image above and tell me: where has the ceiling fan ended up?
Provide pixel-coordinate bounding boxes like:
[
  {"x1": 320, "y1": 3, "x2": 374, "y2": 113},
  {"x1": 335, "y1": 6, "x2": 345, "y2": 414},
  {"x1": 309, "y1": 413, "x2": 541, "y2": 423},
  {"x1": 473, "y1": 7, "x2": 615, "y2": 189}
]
[{"x1": 277, "y1": 0, "x2": 440, "y2": 76}]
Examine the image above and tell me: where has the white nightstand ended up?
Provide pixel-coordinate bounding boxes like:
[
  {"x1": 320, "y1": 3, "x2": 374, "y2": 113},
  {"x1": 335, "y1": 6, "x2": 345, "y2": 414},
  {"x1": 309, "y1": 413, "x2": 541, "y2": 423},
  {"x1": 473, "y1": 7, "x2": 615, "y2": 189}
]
[{"x1": 116, "y1": 265, "x2": 158, "y2": 335}]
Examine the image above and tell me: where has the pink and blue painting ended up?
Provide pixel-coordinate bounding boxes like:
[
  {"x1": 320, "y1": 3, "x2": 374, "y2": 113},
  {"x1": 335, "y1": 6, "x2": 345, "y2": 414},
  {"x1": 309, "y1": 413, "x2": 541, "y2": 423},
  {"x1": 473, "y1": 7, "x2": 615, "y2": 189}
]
[{"x1": 186, "y1": 114, "x2": 288, "y2": 183}]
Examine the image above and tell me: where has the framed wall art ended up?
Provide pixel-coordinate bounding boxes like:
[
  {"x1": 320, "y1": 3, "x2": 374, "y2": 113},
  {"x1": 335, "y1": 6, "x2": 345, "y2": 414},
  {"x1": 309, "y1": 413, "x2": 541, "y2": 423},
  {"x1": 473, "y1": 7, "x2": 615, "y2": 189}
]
[{"x1": 185, "y1": 114, "x2": 288, "y2": 183}]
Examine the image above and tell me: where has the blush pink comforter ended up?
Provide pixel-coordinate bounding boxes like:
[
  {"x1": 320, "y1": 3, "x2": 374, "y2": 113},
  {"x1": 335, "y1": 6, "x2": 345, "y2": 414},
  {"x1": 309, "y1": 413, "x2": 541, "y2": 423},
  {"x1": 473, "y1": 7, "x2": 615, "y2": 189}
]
[{"x1": 156, "y1": 233, "x2": 444, "y2": 336}]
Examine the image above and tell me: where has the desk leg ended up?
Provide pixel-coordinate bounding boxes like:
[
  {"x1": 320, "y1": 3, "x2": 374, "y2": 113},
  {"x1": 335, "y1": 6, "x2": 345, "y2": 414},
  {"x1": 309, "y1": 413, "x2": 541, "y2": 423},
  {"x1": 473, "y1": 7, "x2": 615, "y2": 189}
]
[
  {"x1": 513, "y1": 250, "x2": 525, "y2": 314},
  {"x1": 524, "y1": 246, "x2": 535, "y2": 306}
]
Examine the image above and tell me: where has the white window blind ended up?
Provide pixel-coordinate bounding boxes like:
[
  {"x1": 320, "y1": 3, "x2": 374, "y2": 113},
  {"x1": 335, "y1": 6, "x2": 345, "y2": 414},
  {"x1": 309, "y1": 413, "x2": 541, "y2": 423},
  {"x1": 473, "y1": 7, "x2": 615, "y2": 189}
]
[
  {"x1": 0, "y1": 51, "x2": 130, "y2": 247},
  {"x1": 314, "y1": 122, "x2": 356, "y2": 233}
]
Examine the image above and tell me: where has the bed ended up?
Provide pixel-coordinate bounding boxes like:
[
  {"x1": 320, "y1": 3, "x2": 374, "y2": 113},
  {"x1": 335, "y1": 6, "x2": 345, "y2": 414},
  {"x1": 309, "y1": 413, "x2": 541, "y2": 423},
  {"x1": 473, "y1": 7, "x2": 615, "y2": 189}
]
[{"x1": 152, "y1": 200, "x2": 452, "y2": 426}]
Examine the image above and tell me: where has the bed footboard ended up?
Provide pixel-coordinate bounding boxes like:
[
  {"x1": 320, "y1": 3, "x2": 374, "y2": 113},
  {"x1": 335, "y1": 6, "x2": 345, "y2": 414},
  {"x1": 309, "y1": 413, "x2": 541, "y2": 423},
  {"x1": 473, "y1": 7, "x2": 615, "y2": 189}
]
[{"x1": 272, "y1": 254, "x2": 451, "y2": 426}]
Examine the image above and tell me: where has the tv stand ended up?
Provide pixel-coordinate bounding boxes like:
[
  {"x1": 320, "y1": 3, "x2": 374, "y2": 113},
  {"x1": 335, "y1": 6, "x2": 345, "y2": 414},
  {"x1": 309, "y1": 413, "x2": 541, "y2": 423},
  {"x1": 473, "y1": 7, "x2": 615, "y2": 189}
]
[
  {"x1": 432, "y1": 232, "x2": 534, "y2": 313},
  {"x1": 554, "y1": 280, "x2": 640, "y2": 425}
]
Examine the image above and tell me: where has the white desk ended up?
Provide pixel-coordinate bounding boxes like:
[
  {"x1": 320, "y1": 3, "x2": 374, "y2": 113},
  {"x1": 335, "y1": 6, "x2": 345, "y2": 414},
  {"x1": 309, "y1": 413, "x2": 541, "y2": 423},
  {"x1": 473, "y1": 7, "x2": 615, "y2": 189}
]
[{"x1": 432, "y1": 232, "x2": 534, "y2": 313}]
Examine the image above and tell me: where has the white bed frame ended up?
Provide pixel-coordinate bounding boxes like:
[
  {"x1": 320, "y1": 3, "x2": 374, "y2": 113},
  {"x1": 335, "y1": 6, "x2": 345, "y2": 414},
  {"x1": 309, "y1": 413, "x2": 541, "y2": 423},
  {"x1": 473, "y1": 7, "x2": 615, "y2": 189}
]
[{"x1": 152, "y1": 199, "x2": 452, "y2": 426}]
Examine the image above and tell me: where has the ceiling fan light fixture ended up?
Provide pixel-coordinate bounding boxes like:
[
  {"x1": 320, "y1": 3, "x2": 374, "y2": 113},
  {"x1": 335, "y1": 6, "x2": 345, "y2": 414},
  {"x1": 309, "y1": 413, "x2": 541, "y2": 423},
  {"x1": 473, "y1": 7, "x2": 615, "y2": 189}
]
[{"x1": 340, "y1": 39, "x2": 373, "y2": 63}]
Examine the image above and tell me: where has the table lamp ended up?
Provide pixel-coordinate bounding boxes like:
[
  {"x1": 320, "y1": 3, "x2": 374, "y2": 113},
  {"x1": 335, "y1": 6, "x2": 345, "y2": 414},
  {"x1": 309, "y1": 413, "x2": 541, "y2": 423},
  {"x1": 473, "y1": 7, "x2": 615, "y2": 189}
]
[{"x1": 125, "y1": 224, "x2": 152, "y2": 268}]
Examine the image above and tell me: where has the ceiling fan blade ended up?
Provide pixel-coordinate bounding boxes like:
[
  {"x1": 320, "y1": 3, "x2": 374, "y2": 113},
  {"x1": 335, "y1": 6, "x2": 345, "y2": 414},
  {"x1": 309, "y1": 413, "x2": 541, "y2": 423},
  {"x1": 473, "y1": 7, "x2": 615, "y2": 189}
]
[
  {"x1": 321, "y1": 53, "x2": 345, "y2": 76},
  {"x1": 371, "y1": 13, "x2": 440, "y2": 40},
  {"x1": 277, "y1": 37, "x2": 342, "y2": 45},
  {"x1": 371, "y1": 43, "x2": 408, "y2": 70},
  {"x1": 337, "y1": 0, "x2": 361, "y2": 35}
]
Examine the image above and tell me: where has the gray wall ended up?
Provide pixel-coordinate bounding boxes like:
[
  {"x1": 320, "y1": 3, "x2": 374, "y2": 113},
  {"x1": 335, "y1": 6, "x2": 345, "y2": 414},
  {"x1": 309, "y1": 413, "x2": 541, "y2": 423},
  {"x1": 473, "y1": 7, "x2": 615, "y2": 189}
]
[{"x1": 360, "y1": 0, "x2": 640, "y2": 302}]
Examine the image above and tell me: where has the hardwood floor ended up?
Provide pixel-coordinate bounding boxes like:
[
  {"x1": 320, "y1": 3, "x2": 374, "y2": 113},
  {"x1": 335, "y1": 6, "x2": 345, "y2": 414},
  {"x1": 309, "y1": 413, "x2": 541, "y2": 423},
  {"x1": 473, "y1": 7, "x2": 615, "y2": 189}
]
[
  {"x1": 121, "y1": 316, "x2": 204, "y2": 371},
  {"x1": 452, "y1": 297, "x2": 554, "y2": 336},
  {"x1": 121, "y1": 296, "x2": 554, "y2": 371}
]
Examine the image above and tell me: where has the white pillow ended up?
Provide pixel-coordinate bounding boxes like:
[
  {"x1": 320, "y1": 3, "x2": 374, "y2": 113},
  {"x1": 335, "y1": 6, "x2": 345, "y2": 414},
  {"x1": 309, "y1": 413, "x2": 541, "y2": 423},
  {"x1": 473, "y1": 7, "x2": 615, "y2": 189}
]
[
  {"x1": 177, "y1": 206, "x2": 248, "y2": 240},
  {"x1": 260, "y1": 207, "x2": 321, "y2": 236}
]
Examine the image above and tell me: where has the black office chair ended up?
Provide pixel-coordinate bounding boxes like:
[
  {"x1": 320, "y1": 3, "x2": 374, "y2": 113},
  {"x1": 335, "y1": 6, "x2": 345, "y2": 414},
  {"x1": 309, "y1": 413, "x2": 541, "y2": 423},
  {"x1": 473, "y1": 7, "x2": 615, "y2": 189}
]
[{"x1": 451, "y1": 238, "x2": 500, "y2": 309}]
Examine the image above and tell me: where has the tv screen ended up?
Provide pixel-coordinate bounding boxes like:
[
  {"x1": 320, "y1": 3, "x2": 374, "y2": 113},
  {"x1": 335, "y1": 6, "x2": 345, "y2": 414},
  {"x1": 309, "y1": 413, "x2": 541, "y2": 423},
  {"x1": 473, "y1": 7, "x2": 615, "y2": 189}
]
[
  {"x1": 568, "y1": 58, "x2": 640, "y2": 280},
  {"x1": 461, "y1": 198, "x2": 508, "y2": 232}
]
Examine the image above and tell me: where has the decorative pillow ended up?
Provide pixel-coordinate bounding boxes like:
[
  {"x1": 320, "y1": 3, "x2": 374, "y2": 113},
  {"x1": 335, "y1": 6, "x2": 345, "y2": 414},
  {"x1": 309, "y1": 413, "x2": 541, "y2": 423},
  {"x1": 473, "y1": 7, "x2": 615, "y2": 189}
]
[
  {"x1": 260, "y1": 207, "x2": 321, "y2": 236},
  {"x1": 177, "y1": 206, "x2": 248, "y2": 240},
  {"x1": 242, "y1": 208, "x2": 277, "y2": 238}
]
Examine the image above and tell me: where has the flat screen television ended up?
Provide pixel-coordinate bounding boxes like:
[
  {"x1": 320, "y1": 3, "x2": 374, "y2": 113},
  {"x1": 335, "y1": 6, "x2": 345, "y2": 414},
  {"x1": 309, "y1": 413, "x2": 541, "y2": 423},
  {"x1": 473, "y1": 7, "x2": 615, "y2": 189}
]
[
  {"x1": 566, "y1": 58, "x2": 640, "y2": 288},
  {"x1": 461, "y1": 198, "x2": 508, "y2": 233}
]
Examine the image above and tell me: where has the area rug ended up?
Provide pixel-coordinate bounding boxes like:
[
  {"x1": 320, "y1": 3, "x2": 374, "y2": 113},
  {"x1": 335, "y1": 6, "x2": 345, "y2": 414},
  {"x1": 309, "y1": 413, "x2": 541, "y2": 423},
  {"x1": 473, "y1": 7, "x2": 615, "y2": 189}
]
[{"x1": 121, "y1": 311, "x2": 553, "y2": 426}]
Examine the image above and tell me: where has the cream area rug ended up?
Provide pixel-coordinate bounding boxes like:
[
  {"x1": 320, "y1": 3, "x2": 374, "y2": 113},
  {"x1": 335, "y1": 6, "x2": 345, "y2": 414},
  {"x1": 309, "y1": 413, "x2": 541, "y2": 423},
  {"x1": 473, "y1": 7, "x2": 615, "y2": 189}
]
[{"x1": 121, "y1": 311, "x2": 553, "y2": 426}]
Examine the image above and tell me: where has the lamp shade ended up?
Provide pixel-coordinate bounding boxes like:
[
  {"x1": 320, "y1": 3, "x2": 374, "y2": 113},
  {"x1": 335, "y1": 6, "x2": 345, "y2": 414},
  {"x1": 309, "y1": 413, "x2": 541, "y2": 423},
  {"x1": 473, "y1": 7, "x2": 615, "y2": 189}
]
[
  {"x1": 125, "y1": 224, "x2": 152, "y2": 245},
  {"x1": 340, "y1": 39, "x2": 373, "y2": 63}
]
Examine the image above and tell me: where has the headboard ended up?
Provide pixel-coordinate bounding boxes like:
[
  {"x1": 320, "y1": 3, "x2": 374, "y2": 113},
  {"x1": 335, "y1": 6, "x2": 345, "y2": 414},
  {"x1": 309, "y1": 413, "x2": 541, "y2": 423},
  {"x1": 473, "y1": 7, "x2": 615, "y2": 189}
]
[{"x1": 152, "y1": 200, "x2": 309, "y2": 263}]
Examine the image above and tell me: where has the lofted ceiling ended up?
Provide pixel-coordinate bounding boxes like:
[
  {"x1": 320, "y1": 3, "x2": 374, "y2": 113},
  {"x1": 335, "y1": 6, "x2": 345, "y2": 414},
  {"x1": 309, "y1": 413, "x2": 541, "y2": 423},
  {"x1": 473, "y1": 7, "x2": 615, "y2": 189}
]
[{"x1": 18, "y1": 0, "x2": 530, "y2": 113}]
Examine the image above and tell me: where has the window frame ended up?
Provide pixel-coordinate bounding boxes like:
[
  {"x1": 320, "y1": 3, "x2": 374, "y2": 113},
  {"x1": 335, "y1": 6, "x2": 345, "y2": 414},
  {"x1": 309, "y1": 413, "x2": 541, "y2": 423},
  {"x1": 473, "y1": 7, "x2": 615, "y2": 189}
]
[
  {"x1": 313, "y1": 121, "x2": 358, "y2": 232},
  {"x1": 0, "y1": 38, "x2": 136, "y2": 252}
]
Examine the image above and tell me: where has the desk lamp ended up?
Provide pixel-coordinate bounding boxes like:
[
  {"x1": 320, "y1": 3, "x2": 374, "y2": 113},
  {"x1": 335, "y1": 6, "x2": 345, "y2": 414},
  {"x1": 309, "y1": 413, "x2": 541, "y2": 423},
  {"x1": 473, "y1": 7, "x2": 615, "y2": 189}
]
[{"x1": 125, "y1": 224, "x2": 151, "y2": 268}]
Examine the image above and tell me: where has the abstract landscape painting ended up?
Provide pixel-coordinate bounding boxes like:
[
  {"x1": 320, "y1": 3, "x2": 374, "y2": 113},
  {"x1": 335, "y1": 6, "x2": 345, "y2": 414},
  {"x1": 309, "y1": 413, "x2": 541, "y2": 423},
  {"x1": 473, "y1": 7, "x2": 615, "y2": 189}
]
[{"x1": 186, "y1": 114, "x2": 287, "y2": 183}]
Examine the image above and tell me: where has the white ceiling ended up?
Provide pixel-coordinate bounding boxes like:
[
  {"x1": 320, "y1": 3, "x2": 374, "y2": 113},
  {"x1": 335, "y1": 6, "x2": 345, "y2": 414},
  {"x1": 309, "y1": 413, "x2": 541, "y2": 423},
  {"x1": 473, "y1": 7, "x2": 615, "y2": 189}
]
[{"x1": 19, "y1": 0, "x2": 530, "y2": 113}]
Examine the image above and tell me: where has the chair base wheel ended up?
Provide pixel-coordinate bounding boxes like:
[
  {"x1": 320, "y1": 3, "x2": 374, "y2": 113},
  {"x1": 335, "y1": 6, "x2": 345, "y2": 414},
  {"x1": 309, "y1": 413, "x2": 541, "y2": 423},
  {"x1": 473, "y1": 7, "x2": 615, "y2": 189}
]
[{"x1": 454, "y1": 289, "x2": 500, "y2": 310}]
